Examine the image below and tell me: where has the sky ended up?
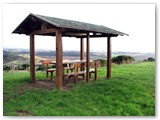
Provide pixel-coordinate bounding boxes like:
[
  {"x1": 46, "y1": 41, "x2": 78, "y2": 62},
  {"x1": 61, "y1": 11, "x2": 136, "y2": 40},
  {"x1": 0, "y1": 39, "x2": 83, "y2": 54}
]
[
  {"x1": 0, "y1": 1, "x2": 159, "y2": 119},
  {"x1": 2, "y1": 4, "x2": 155, "y2": 53}
]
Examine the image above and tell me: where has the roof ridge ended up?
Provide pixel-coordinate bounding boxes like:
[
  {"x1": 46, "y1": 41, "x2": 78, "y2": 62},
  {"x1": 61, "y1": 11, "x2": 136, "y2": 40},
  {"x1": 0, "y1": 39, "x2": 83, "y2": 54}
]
[{"x1": 32, "y1": 13, "x2": 60, "y2": 27}]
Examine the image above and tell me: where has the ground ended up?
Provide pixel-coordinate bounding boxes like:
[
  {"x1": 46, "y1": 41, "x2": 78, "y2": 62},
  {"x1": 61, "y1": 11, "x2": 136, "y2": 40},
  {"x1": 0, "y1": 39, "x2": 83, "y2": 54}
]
[{"x1": 3, "y1": 62, "x2": 155, "y2": 116}]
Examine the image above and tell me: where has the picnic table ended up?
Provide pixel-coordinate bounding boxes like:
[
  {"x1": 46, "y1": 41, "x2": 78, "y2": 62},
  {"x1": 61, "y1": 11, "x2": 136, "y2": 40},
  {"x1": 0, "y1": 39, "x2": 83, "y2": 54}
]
[{"x1": 42, "y1": 59, "x2": 98, "y2": 84}]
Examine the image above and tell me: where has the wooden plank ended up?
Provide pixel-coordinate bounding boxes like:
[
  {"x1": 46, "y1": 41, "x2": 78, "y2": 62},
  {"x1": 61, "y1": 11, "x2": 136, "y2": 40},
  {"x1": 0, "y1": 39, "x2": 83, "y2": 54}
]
[
  {"x1": 107, "y1": 36, "x2": 111, "y2": 78},
  {"x1": 86, "y1": 33, "x2": 90, "y2": 82},
  {"x1": 56, "y1": 30, "x2": 63, "y2": 89},
  {"x1": 30, "y1": 28, "x2": 58, "y2": 35},
  {"x1": 30, "y1": 34, "x2": 35, "y2": 83},
  {"x1": 80, "y1": 38, "x2": 84, "y2": 60}
]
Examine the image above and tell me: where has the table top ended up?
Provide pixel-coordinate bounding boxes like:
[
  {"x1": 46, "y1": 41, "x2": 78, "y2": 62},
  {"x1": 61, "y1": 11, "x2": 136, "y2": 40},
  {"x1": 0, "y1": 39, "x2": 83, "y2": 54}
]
[{"x1": 50, "y1": 59, "x2": 93, "y2": 64}]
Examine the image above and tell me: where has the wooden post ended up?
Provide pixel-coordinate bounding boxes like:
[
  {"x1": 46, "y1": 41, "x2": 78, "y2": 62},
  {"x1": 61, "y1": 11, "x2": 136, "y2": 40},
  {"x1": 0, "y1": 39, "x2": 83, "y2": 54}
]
[
  {"x1": 80, "y1": 38, "x2": 84, "y2": 60},
  {"x1": 95, "y1": 61, "x2": 97, "y2": 80},
  {"x1": 30, "y1": 34, "x2": 35, "y2": 83},
  {"x1": 80, "y1": 38, "x2": 84, "y2": 71},
  {"x1": 56, "y1": 31, "x2": 63, "y2": 89},
  {"x1": 86, "y1": 33, "x2": 90, "y2": 82},
  {"x1": 107, "y1": 36, "x2": 111, "y2": 78}
]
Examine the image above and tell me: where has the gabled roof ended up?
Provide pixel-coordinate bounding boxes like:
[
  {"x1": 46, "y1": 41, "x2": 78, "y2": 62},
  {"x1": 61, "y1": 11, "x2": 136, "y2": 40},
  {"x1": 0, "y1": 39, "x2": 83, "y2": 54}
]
[{"x1": 13, "y1": 13, "x2": 128, "y2": 36}]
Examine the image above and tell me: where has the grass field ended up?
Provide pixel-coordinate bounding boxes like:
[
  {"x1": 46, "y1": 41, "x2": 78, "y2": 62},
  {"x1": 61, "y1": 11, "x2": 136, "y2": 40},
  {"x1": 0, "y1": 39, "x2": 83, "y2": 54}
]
[{"x1": 3, "y1": 62, "x2": 155, "y2": 116}]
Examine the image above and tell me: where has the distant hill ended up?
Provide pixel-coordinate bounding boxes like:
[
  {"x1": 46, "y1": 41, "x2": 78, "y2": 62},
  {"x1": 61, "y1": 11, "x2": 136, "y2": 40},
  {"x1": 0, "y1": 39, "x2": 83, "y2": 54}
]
[
  {"x1": 3, "y1": 52, "x2": 23, "y2": 64},
  {"x1": 3, "y1": 48, "x2": 155, "y2": 65},
  {"x1": 112, "y1": 52, "x2": 155, "y2": 62}
]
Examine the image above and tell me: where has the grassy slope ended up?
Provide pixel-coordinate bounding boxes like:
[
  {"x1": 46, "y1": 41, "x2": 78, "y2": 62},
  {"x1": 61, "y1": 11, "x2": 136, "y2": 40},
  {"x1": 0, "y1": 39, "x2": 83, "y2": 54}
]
[{"x1": 3, "y1": 62, "x2": 155, "y2": 116}]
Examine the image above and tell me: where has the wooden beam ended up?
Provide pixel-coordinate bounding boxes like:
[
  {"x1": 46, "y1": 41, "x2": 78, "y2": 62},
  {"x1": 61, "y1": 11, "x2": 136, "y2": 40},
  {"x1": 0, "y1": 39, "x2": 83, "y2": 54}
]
[
  {"x1": 107, "y1": 36, "x2": 111, "y2": 78},
  {"x1": 30, "y1": 34, "x2": 35, "y2": 83},
  {"x1": 80, "y1": 38, "x2": 84, "y2": 60},
  {"x1": 63, "y1": 32, "x2": 87, "y2": 37},
  {"x1": 86, "y1": 33, "x2": 90, "y2": 82},
  {"x1": 76, "y1": 34, "x2": 118, "y2": 38},
  {"x1": 56, "y1": 30, "x2": 63, "y2": 89},
  {"x1": 30, "y1": 28, "x2": 58, "y2": 35}
]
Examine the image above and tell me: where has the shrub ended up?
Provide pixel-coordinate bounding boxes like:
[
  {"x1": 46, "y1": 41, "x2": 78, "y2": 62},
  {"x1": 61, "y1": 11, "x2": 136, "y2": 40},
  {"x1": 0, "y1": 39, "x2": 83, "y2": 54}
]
[
  {"x1": 143, "y1": 57, "x2": 155, "y2": 62},
  {"x1": 96, "y1": 59, "x2": 107, "y2": 67},
  {"x1": 36, "y1": 65, "x2": 46, "y2": 71},
  {"x1": 3, "y1": 65, "x2": 11, "y2": 71},
  {"x1": 147, "y1": 57, "x2": 155, "y2": 62},
  {"x1": 112, "y1": 55, "x2": 135, "y2": 64},
  {"x1": 143, "y1": 59, "x2": 147, "y2": 62},
  {"x1": 22, "y1": 64, "x2": 30, "y2": 70}
]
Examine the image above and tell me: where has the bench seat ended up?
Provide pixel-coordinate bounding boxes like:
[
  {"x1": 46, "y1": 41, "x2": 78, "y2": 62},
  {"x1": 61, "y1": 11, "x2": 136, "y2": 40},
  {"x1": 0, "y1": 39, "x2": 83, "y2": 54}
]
[{"x1": 47, "y1": 68, "x2": 56, "y2": 72}]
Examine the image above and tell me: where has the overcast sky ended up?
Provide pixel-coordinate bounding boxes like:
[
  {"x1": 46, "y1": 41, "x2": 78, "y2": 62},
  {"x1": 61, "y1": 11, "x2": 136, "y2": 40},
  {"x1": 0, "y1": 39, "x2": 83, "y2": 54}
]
[{"x1": 2, "y1": 4, "x2": 155, "y2": 53}]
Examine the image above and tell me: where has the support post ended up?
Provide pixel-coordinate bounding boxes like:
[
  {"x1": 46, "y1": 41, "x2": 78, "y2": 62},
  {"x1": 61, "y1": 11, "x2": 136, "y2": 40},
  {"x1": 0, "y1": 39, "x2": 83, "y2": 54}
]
[
  {"x1": 107, "y1": 36, "x2": 111, "y2": 78},
  {"x1": 80, "y1": 38, "x2": 84, "y2": 60},
  {"x1": 86, "y1": 33, "x2": 90, "y2": 82},
  {"x1": 30, "y1": 34, "x2": 35, "y2": 83},
  {"x1": 80, "y1": 38, "x2": 85, "y2": 71},
  {"x1": 56, "y1": 31, "x2": 63, "y2": 89}
]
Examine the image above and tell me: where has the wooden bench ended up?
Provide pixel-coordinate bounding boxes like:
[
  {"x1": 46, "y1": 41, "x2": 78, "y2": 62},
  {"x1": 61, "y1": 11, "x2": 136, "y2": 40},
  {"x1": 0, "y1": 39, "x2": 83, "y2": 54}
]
[
  {"x1": 64, "y1": 63, "x2": 86, "y2": 84},
  {"x1": 89, "y1": 61, "x2": 101, "y2": 80},
  {"x1": 42, "y1": 60, "x2": 56, "y2": 80},
  {"x1": 63, "y1": 61, "x2": 100, "y2": 84}
]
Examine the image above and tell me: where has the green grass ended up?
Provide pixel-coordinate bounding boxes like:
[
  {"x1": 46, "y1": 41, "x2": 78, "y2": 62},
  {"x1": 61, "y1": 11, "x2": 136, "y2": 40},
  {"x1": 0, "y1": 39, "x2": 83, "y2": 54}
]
[{"x1": 3, "y1": 62, "x2": 155, "y2": 116}]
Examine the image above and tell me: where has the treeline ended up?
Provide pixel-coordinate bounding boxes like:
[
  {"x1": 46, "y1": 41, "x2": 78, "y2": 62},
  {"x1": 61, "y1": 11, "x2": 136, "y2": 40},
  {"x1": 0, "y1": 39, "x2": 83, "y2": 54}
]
[
  {"x1": 3, "y1": 64, "x2": 30, "y2": 71},
  {"x1": 97, "y1": 55, "x2": 155, "y2": 67},
  {"x1": 3, "y1": 55, "x2": 155, "y2": 71}
]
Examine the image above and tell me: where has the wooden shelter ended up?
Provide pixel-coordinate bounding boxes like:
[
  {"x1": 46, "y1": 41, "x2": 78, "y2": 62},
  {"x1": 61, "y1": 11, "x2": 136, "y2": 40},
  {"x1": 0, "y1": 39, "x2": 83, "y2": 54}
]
[{"x1": 12, "y1": 13, "x2": 128, "y2": 89}]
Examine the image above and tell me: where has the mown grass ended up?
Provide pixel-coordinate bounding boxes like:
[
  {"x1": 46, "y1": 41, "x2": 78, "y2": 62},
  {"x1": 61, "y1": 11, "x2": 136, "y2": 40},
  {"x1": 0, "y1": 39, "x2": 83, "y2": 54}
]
[{"x1": 3, "y1": 62, "x2": 155, "y2": 116}]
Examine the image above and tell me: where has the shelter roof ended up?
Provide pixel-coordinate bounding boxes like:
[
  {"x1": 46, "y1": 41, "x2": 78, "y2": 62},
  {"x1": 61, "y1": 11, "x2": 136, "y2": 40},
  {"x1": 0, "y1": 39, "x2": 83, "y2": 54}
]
[{"x1": 13, "y1": 13, "x2": 128, "y2": 37}]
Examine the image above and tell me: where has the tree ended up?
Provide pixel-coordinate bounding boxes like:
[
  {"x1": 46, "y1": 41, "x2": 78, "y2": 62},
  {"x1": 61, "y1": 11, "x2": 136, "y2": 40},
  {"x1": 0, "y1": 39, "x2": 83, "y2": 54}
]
[
  {"x1": 112, "y1": 55, "x2": 135, "y2": 64},
  {"x1": 22, "y1": 64, "x2": 30, "y2": 70}
]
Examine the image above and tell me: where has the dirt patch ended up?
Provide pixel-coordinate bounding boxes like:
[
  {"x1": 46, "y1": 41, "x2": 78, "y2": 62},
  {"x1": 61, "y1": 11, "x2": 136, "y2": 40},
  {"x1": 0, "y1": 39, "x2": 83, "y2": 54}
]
[
  {"x1": 27, "y1": 80, "x2": 56, "y2": 89},
  {"x1": 17, "y1": 80, "x2": 74, "y2": 93},
  {"x1": 17, "y1": 80, "x2": 56, "y2": 93},
  {"x1": 16, "y1": 110, "x2": 33, "y2": 116}
]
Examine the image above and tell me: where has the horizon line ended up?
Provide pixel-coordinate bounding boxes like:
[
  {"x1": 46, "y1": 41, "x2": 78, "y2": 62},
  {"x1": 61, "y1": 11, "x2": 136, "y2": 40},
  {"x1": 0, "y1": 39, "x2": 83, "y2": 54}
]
[{"x1": 3, "y1": 47, "x2": 155, "y2": 54}]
